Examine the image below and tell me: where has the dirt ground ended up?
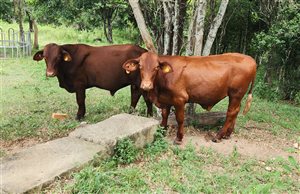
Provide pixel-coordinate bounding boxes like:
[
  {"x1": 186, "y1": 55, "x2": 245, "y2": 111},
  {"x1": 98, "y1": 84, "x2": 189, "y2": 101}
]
[
  {"x1": 1, "y1": 115, "x2": 299, "y2": 162},
  {"x1": 166, "y1": 124, "x2": 299, "y2": 161}
]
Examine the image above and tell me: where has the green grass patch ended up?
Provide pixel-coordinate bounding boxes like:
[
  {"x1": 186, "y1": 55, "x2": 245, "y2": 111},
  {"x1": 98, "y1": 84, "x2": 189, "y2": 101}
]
[{"x1": 56, "y1": 143, "x2": 300, "y2": 193}]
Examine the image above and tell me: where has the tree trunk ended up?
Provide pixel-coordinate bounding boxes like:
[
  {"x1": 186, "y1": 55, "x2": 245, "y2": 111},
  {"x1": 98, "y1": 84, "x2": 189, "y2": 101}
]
[
  {"x1": 107, "y1": 17, "x2": 113, "y2": 43},
  {"x1": 14, "y1": 0, "x2": 24, "y2": 42},
  {"x1": 186, "y1": 1, "x2": 198, "y2": 56},
  {"x1": 129, "y1": 0, "x2": 157, "y2": 53},
  {"x1": 202, "y1": 0, "x2": 229, "y2": 56},
  {"x1": 33, "y1": 20, "x2": 38, "y2": 49},
  {"x1": 177, "y1": 0, "x2": 187, "y2": 54},
  {"x1": 162, "y1": 1, "x2": 173, "y2": 55},
  {"x1": 172, "y1": 0, "x2": 180, "y2": 55},
  {"x1": 25, "y1": 10, "x2": 33, "y2": 32},
  {"x1": 24, "y1": 8, "x2": 38, "y2": 49},
  {"x1": 194, "y1": 0, "x2": 207, "y2": 56},
  {"x1": 103, "y1": 19, "x2": 109, "y2": 43}
]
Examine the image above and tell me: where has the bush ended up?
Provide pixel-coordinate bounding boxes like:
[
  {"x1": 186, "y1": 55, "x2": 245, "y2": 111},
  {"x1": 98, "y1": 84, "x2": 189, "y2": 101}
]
[
  {"x1": 144, "y1": 126, "x2": 169, "y2": 157},
  {"x1": 112, "y1": 138, "x2": 139, "y2": 165},
  {"x1": 295, "y1": 92, "x2": 300, "y2": 105}
]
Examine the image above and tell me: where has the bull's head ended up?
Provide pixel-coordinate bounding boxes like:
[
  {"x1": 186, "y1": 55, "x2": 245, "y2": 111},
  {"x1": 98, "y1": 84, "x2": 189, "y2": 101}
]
[
  {"x1": 33, "y1": 43, "x2": 72, "y2": 77},
  {"x1": 123, "y1": 52, "x2": 173, "y2": 91}
]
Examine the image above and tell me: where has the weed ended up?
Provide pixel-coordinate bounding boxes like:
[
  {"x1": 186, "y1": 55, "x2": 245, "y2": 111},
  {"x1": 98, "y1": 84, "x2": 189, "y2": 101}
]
[
  {"x1": 112, "y1": 138, "x2": 139, "y2": 165},
  {"x1": 144, "y1": 126, "x2": 169, "y2": 157}
]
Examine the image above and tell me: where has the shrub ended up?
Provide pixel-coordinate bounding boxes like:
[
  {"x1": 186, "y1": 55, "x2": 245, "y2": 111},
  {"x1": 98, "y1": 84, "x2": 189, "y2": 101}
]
[
  {"x1": 144, "y1": 126, "x2": 169, "y2": 157},
  {"x1": 112, "y1": 138, "x2": 138, "y2": 165}
]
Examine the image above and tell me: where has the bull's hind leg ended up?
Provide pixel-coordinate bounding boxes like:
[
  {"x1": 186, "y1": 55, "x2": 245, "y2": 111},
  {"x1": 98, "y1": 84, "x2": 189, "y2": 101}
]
[
  {"x1": 213, "y1": 97, "x2": 241, "y2": 142},
  {"x1": 224, "y1": 116, "x2": 238, "y2": 139}
]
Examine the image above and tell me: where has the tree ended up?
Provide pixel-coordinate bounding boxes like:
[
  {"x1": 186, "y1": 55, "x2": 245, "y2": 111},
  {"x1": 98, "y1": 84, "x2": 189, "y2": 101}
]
[
  {"x1": 24, "y1": 4, "x2": 39, "y2": 49},
  {"x1": 202, "y1": 0, "x2": 229, "y2": 56},
  {"x1": 161, "y1": 0, "x2": 187, "y2": 55},
  {"x1": 186, "y1": 0, "x2": 229, "y2": 57},
  {"x1": 187, "y1": 0, "x2": 207, "y2": 56},
  {"x1": 0, "y1": 0, "x2": 14, "y2": 23},
  {"x1": 13, "y1": 0, "x2": 25, "y2": 41},
  {"x1": 253, "y1": 2, "x2": 300, "y2": 101},
  {"x1": 129, "y1": 0, "x2": 157, "y2": 52},
  {"x1": 95, "y1": 0, "x2": 128, "y2": 43}
]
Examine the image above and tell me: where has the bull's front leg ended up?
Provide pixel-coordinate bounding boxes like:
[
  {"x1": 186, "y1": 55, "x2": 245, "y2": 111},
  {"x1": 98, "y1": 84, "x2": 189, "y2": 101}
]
[
  {"x1": 160, "y1": 106, "x2": 171, "y2": 128},
  {"x1": 142, "y1": 92, "x2": 153, "y2": 116},
  {"x1": 174, "y1": 104, "x2": 185, "y2": 145},
  {"x1": 129, "y1": 85, "x2": 141, "y2": 113},
  {"x1": 75, "y1": 88, "x2": 86, "y2": 120}
]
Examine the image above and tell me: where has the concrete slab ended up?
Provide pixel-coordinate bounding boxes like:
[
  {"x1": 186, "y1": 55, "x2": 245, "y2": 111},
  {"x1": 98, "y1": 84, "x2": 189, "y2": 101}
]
[
  {"x1": 70, "y1": 113, "x2": 159, "y2": 151},
  {"x1": 0, "y1": 137, "x2": 105, "y2": 193},
  {"x1": 1, "y1": 114, "x2": 159, "y2": 193}
]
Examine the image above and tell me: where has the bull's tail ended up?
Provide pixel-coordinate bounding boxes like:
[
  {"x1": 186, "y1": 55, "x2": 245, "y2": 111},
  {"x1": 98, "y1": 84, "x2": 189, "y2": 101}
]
[{"x1": 242, "y1": 77, "x2": 255, "y2": 115}]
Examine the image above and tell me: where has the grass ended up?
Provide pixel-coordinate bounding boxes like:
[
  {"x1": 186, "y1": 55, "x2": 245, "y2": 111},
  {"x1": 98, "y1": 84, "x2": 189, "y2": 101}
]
[{"x1": 47, "y1": 142, "x2": 300, "y2": 193}]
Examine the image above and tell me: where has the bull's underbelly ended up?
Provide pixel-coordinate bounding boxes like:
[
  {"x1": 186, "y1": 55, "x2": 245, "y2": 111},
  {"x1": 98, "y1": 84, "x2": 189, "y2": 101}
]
[
  {"x1": 58, "y1": 75, "x2": 130, "y2": 94},
  {"x1": 156, "y1": 88, "x2": 228, "y2": 111}
]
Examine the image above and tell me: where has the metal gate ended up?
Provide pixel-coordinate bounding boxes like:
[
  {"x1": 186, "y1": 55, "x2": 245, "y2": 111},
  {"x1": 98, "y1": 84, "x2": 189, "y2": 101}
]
[{"x1": 0, "y1": 27, "x2": 31, "y2": 58}]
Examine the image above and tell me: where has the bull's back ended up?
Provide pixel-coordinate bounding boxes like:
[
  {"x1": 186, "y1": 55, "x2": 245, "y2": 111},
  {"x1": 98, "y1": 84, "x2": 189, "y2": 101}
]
[{"x1": 79, "y1": 45, "x2": 146, "y2": 90}]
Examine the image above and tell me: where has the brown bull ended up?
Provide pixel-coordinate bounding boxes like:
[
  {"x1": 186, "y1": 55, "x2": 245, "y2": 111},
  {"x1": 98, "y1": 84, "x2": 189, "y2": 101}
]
[
  {"x1": 33, "y1": 43, "x2": 152, "y2": 120},
  {"x1": 123, "y1": 52, "x2": 256, "y2": 144}
]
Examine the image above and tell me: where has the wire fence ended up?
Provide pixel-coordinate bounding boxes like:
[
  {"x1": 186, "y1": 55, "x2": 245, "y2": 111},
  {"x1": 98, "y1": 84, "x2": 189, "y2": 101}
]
[{"x1": 0, "y1": 27, "x2": 31, "y2": 59}]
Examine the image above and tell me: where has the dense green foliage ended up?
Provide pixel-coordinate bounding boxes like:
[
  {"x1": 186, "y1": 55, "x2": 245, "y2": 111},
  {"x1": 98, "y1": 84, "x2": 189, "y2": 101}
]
[
  {"x1": 27, "y1": 0, "x2": 133, "y2": 43},
  {"x1": 0, "y1": 0, "x2": 13, "y2": 23},
  {"x1": 253, "y1": 3, "x2": 300, "y2": 101}
]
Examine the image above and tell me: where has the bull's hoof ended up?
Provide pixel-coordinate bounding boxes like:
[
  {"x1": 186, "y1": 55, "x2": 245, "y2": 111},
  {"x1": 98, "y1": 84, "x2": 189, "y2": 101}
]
[
  {"x1": 212, "y1": 137, "x2": 222, "y2": 143},
  {"x1": 128, "y1": 106, "x2": 135, "y2": 114},
  {"x1": 174, "y1": 138, "x2": 183, "y2": 145},
  {"x1": 76, "y1": 115, "x2": 84, "y2": 121},
  {"x1": 223, "y1": 135, "x2": 231, "y2": 140}
]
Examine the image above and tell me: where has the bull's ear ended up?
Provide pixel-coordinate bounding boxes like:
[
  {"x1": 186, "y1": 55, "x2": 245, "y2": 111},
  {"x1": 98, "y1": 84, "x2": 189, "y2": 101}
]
[
  {"x1": 62, "y1": 50, "x2": 72, "y2": 62},
  {"x1": 122, "y1": 59, "x2": 139, "y2": 74},
  {"x1": 33, "y1": 50, "x2": 44, "y2": 61},
  {"x1": 159, "y1": 61, "x2": 173, "y2": 74}
]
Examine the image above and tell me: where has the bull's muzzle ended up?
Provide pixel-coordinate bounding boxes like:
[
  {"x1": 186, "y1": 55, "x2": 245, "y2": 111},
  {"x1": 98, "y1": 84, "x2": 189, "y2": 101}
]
[
  {"x1": 46, "y1": 71, "x2": 56, "y2": 77},
  {"x1": 140, "y1": 81, "x2": 153, "y2": 91}
]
